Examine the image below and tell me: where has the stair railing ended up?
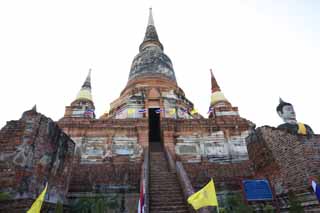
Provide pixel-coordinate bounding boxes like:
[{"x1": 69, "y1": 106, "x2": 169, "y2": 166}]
[
  {"x1": 140, "y1": 148, "x2": 149, "y2": 213},
  {"x1": 165, "y1": 147, "x2": 211, "y2": 213},
  {"x1": 164, "y1": 147, "x2": 176, "y2": 173}
]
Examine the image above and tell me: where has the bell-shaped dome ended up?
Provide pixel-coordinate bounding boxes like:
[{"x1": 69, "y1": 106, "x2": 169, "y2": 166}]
[
  {"x1": 128, "y1": 8, "x2": 176, "y2": 82},
  {"x1": 129, "y1": 45, "x2": 176, "y2": 81}
]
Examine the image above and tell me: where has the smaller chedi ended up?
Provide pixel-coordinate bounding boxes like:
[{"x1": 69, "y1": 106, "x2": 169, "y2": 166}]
[{"x1": 276, "y1": 98, "x2": 314, "y2": 136}]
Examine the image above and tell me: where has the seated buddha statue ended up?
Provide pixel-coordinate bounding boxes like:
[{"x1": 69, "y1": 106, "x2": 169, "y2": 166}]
[{"x1": 276, "y1": 98, "x2": 314, "y2": 136}]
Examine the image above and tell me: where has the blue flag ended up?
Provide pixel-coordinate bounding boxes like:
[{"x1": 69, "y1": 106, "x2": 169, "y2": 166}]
[
  {"x1": 311, "y1": 180, "x2": 320, "y2": 201},
  {"x1": 155, "y1": 109, "x2": 163, "y2": 114},
  {"x1": 138, "y1": 109, "x2": 147, "y2": 113}
]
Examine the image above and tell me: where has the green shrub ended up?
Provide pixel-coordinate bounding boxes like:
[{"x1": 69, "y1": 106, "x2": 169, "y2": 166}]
[
  {"x1": 54, "y1": 201, "x2": 63, "y2": 213},
  {"x1": 263, "y1": 204, "x2": 275, "y2": 213},
  {"x1": 223, "y1": 193, "x2": 253, "y2": 213},
  {"x1": 288, "y1": 191, "x2": 303, "y2": 213},
  {"x1": 0, "y1": 192, "x2": 11, "y2": 201}
]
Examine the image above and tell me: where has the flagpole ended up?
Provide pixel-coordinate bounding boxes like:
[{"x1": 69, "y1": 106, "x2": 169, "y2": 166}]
[{"x1": 212, "y1": 177, "x2": 220, "y2": 213}]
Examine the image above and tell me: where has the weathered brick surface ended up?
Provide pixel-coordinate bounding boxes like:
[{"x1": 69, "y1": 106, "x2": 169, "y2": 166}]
[
  {"x1": 68, "y1": 162, "x2": 141, "y2": 192},
  {"x1": 161, "y1": 117, "x2": 255, "y2": 194},
  {"x1": 183, "y1": 161, "x2": 254, "y2": 189},
  {"x1": 247, "y1": 127, "x2": 320, "y2": 194},
  {"x1": 58, "y1": 117, "x2": 148, "y2": 138},
  {"x1": 162, "y1": 117, "x2": 253, "y2": 145},
  {"x1": 164, "y1": 117, "x2": 253, "y2": 133},
  {"x1": 57, "y1": 117, "x2": 146, "y2": 193},
  {"x1": 247, "y1": 127, "x2": 320, "y2": 211},
  {"x1": 0, "y1": 109, "x2": 75, "y2": 211}
]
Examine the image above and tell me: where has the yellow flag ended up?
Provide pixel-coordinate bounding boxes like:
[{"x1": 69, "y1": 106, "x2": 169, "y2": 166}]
[
  {"x1": 127, "y1": 109, "x2": 135, "y2": 115},
  {"x1": 169, "y1": 108, "x2": 176, "y2": 115},
  {"x1": 298, "y1": 122, "x2": 307, "y2": 135},
  {"x1": 187, "y1": 179, "x2": 218, "y2": 210},
  {"x1": 190, "y1": 109, "x2": 198, "y2": 115},
  {"x1": 27, "y1": 183, "x2": 48, "y2": 213}
]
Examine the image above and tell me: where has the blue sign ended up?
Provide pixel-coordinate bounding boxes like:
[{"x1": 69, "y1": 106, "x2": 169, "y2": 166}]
[{"x1": 243, "y1": 179, "x2": 273, "y2": 201}]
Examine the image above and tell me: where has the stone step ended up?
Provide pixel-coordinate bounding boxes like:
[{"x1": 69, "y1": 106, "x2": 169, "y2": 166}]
[
  {"x1": 150, "y1": 174, "x2": 176, "y2": 177},
  {"x1": 150, "y1": 195, "x2": 185, "y2": 200},
  {"x1": 150, "y1": 205, "x2": 189, "y2": 212},
  {"x1": 150, "y1": 210, "x2": 189, "y2": 213},
  {"x1": 149, "y1": 150, "x2": 188, "y2": 212},
  {"x1": 151, "y1": 200, "x2": 187, "y2": 206},
  {"x1": 150, "y1": 177, "x2": 178, "y2": 180},
  {"x1": 150, "y1": 164, "x2": 168, "y2": 166},
  {"x1": 150, "y1": 176, "x2": 177, "y2": 179},
  {"x1": 150, "y1": 186, "x2": 182, "y2": 190},
  {"x1": 150, "y1": 191, "x2": 183, "y2": 195},
  {"x1": 150, "y1": 179, "x2": 179, "y2": 186},
  {"x1": 150, "y1": 185, "x2": 181, "y2": 189},
  {"x1": 150, "y1": 162, "x2": 167, "y2": 164},
  {"x1": 150, "y1": 182, "x2": 180, "y2": 186},
  {"x1": 150, "y1": 171, "x2": 175, "y2": 174},
  {"x1": 150, "y1": 169, "x2": 170, "y2": 172},
  {"x1": 150, "y1": 184, "x2": 180, "y2": 188}
]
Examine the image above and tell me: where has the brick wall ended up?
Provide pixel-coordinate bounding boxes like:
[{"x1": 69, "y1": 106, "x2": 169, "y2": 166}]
[
  {"x1": 58, "y1": 117, "x2": 146, "y2": 193},
  {"x1": 183, "y1": 161, "x2": 254, "y2": 190},
  {"x1": 0, "y1": 109, "x2": 75, "y2": 207},
  {"x1": 68, "y1": 162, "x2": 141, "y2": 193},
  {"x1": 247, "y1": 126, "x2": 320, "y2": 194}
]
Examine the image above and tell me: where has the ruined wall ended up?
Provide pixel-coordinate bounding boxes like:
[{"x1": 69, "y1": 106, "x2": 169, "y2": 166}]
[
  {"x1": 161, "y1": 117, "x2": 255, "y2": 198},
  {"x1": 247, "y1": 126, "x2": 320, "y2": 194},
  {"x1": 58, "y1": 118, "x2": 147, "y2": 192},
  {"x1": 68, "y1": 162, "x2": 141, "y2": 193},
  {"x1": 0, "y1": 109, "x2": 75, "y2": 204},
  {"x1": 161, "y1": 118, "x2": 253, "y2": 162},
  {"x1": 183, "y1": 161, "x2": 254, "y2": 189}
]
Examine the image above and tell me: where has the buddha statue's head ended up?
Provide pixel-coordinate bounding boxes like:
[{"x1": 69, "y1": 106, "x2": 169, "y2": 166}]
[{"x1": 276, "y1": 98, "x2": 297, "y2": 124}]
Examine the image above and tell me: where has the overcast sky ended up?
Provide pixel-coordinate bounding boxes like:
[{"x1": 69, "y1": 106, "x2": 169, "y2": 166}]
[{"x1": 0, "y1": 0, "x2": 319, "y2": 133}]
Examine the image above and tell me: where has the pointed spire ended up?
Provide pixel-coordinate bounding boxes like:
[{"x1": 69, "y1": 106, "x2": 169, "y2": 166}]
[
  {"x1": 76, "y1": 69, "x2": 93, "y2": 101},
  {"x1": 81, "y1": 69, "x2": 91, "y2": 89},
  {"x1": 148, "y1": 8, "x2": 154, "y2": 26},
  {"x1": 31, "y1": 104, "x2": 37, "y2": 112},
  {"x1": 279, "y1": 97, "x2": 284, "y2": 104},
  {"x1": 210, "y1": 68, "x2": 229, "y2": 106},
  {"x1": 210, "y1": 69, "x2": 221, "y2": 93},
  {"x1": 139, "y1": 8, "x2": 163, "y2": 52}
]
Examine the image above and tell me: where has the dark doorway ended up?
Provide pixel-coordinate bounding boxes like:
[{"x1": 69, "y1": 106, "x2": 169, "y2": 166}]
[{"x1": 148, "y1": 108, "x2": 161, "y2": 143}]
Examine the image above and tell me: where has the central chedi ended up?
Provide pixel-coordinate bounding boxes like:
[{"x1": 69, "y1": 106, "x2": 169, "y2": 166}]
[
  {"x1": 109, "y1": 8, "x2": 195, "y2": 120},
  {"x1": 129, "y1": 8, "x2": 176, "y2": 82},
  {"x1": 60, "y1": 8, "x2": 252, "y2": 163}
]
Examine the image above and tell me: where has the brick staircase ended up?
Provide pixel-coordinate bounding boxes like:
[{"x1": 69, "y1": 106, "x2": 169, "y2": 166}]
[{"x1": 149, "y1": 149, "x2": 190, "y2": 213}]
